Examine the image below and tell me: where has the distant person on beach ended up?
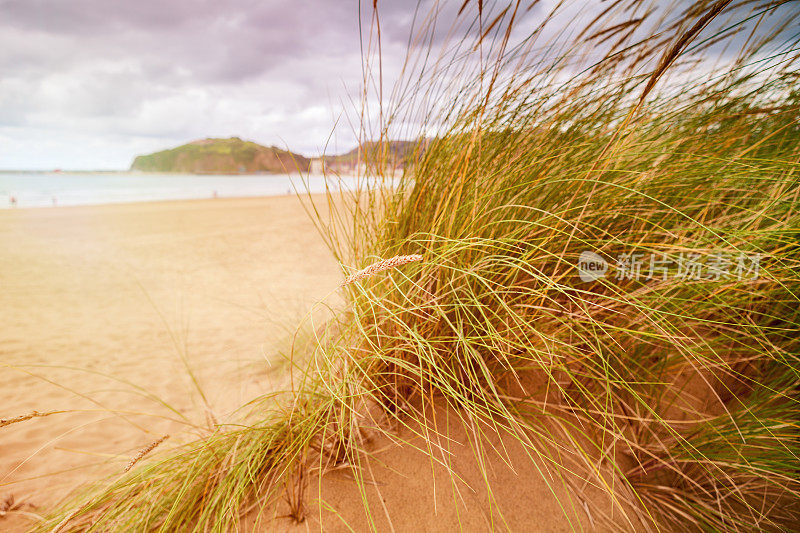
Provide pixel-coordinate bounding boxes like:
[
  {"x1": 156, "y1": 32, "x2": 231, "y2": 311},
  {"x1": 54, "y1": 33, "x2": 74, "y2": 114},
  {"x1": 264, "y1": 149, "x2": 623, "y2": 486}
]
[
  {"x1": 9, "y1": 195, "x2": 17, "y2": 207},
  {"x1": 212, "y1": 190, "x2": 218, "y2": 199}
]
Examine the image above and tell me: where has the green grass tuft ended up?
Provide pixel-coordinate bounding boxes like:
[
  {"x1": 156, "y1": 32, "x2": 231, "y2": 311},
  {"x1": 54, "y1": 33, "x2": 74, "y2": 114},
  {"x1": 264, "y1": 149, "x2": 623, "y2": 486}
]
[{"x1": 34, "y1": 1, "x2": 800, "y2": 531}]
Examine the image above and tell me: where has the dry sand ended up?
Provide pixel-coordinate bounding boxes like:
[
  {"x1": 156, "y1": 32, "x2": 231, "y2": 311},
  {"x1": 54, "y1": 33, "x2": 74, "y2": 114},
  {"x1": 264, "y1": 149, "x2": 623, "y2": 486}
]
[
  {"x1": 252, "y1": 401, "x2": 620, "y2": 533},
  {"x1": 0, "y1": 196, "x2": 616, "y2": 532},
  {"x1": 0, "y1": 196, "x2": 342, "y2": 530}
]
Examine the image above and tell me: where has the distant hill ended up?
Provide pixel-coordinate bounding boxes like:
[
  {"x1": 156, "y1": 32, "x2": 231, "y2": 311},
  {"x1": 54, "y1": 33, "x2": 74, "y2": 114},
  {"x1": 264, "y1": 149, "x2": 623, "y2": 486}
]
[
  {"x1": 130, "y1": 137, "x2": 309, "y2": 173},
  {"x1": 319, "y1": 140, "x2": 421, "y2": 170}
]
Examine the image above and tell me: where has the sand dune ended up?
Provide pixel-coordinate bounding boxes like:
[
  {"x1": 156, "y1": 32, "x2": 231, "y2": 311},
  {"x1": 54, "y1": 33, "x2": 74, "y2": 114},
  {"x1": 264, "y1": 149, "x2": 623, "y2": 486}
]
[{"x1": 250, "y1": 402, "x2": 618, "y2": 532}]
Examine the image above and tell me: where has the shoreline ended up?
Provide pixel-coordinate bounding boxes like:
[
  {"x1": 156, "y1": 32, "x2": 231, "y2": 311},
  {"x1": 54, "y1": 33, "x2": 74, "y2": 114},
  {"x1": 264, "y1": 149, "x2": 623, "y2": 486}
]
[
  {"x1": 0, "y1": 173, "x2": 357, "y2": 210},
  {"x1": 0, "y1": 193, "x2": 300, "y2": 212}
]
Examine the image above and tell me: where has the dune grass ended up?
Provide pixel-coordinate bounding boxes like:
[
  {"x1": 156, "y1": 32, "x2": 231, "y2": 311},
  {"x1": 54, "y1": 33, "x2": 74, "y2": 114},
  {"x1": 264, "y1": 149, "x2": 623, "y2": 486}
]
[{"x1": 30, "y1": 1, "x2": 800, "y2": 531}]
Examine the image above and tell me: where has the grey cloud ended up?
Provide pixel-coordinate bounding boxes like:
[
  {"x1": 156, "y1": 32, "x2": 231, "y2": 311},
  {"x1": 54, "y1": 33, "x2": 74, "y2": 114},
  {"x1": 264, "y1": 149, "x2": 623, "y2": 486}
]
[
  {"x1": 0, "y1": 0, "x2": 362, "y2": 84},
  {"x1": 0, "y1": 0, "x2": 796, "y2": 169},
  {"x1": 0, "y1": 0, "x2": 374, "y2": 168}
]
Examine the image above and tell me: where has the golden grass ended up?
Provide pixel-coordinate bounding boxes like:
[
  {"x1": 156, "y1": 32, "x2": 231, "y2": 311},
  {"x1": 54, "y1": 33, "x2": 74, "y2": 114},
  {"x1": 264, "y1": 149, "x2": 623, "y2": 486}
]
[
  {"x1": 21, "y1": 1, "x2": 800, "y2": 531},
  {"x1": 0, "y1": 410, "x2": 66, "y2": 429},
  {"x1": 341, "y1": 254, "x2": 424, "y2": 286},
  {"x1": 124, "y1": 435, "x2": 170, "y2": 473}
]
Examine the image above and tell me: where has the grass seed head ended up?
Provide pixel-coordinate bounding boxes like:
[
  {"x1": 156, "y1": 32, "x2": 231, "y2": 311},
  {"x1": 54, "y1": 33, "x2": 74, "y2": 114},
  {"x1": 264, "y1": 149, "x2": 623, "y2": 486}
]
[{"x1": 342, "y1": 254, "x2": 423, "y2": 286}]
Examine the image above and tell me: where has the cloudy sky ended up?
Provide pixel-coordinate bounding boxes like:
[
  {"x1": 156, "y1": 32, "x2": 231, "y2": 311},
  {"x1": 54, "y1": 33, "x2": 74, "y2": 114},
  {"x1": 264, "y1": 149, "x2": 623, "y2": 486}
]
[
  {"x1": 0, "y1": 0, "x2": 435, "y2": 169},
  {"x1": 0, "y1": 1, "x2": 795, "y2": 170}
]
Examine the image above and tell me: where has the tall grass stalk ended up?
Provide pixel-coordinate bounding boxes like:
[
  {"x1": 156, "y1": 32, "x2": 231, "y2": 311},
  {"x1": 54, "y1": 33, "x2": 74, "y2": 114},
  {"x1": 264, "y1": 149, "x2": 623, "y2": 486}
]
[{"x1": 34, "y1": 1, "x2": 799, "y2": 531}]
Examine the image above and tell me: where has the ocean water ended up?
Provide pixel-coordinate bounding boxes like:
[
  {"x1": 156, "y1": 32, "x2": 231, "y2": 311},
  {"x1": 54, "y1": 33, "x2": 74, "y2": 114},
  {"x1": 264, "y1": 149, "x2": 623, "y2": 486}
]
[{"x1": 0, "y1": 172, "x2": 359, "y2": 209}]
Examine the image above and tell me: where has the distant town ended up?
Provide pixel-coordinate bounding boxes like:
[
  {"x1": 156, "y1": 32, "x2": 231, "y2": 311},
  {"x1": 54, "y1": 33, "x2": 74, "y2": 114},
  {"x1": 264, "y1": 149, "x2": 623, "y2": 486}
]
[{"x1": 129, "y1": 137, "x2": 419, "y2": 175}]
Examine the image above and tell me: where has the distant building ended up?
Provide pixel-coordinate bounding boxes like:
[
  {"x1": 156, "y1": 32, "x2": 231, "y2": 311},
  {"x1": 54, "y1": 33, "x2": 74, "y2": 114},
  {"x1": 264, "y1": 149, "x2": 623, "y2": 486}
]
[{"x1": 310, "y1": 158, "x2": 325, "y2": 174}]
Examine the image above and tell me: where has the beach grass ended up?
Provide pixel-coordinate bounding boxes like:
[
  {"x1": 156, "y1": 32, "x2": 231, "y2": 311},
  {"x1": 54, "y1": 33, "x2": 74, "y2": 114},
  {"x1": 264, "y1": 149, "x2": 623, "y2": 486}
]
[{"x1": 29, "y1": 1, "x2": 800, "y2": 531}]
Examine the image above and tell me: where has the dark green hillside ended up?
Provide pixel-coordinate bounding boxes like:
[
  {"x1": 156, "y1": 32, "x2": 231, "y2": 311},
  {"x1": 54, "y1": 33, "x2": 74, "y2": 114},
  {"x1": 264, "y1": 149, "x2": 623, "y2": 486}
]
[{"x1": 130, "y1": 137, "x2": 309, "y2": 173}]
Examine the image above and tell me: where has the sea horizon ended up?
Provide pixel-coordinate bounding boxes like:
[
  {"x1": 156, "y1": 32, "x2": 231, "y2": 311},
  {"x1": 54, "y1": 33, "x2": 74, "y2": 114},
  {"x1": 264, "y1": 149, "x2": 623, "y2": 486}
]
[{"x1": 0, "y1": 171, "x2": 358, "y2": 209}]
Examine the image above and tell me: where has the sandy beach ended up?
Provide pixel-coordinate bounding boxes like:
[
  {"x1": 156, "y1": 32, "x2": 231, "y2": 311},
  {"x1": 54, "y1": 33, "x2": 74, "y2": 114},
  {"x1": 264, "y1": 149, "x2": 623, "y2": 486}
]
[
  {"x1": 0, "y1": 196, "x2": 342, "y2": 529},
  {"x1": 1, "y1": 188, "x2": 778, "y2": 533},
  {"x1": 0, "y1": 196, "x2": 607, "y2": 532},
  {"x1": 3, "y1": 2, "x2": 797, "y2": 531}
]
